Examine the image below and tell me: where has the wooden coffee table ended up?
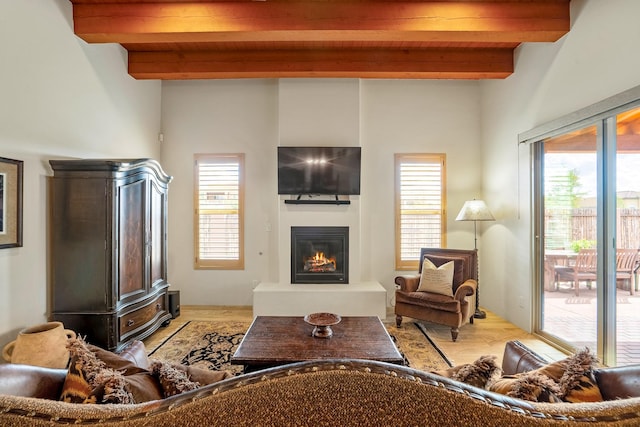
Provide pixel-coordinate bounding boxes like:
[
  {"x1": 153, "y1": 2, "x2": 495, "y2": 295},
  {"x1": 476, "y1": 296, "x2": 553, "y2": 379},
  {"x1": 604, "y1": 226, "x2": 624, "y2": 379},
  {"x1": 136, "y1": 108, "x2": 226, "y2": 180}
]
[{"x1": 231, "y1": 316, "x2": 404, "y2": 372}]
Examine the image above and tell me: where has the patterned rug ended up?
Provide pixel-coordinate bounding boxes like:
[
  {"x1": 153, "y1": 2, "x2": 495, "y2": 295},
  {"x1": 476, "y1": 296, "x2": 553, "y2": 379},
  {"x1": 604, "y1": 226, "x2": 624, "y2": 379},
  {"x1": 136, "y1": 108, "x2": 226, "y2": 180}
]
[
  {"x1": 388, "y1": 321, "x2": 453, "y2": 372},
  {"x1": 147, "y1": 320, "x2": 452, "y2": 376}
]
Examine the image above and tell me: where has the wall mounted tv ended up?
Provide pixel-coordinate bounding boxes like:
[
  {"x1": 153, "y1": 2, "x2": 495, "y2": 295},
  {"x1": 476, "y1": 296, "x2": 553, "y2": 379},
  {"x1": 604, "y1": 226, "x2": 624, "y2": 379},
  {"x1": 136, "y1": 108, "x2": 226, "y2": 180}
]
[{"x1": 278, "y1": 146, "x2": 361, "y2": 196}]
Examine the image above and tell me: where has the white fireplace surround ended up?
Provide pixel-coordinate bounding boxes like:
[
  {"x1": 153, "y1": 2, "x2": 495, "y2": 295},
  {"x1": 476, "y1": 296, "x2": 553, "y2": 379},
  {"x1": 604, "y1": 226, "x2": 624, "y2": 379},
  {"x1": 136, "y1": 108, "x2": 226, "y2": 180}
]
[
  {"x1": 278, "y1": 195, "x2": 362, "y2": 285},
  {"x1": 252, "y1": 195, "x2": 387, "y2": 319},
  {"x1": 253, "y1": 282, "x2": 387, "y2": 318}
]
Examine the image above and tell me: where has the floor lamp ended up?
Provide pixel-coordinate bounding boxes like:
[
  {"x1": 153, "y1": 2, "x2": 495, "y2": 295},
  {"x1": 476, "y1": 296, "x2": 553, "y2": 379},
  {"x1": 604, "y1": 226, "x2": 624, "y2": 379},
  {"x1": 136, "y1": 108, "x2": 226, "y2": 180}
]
[{"x1": 456, "y1": 199, "x2": 495, "y2": 319}]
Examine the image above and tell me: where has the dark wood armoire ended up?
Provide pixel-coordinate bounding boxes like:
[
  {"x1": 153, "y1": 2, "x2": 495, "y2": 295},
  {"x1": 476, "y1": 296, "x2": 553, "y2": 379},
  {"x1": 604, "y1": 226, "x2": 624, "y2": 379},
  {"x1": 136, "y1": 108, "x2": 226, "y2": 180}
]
[{"x1": 49, "y1": 158, "x2": 172, "y2": 351}]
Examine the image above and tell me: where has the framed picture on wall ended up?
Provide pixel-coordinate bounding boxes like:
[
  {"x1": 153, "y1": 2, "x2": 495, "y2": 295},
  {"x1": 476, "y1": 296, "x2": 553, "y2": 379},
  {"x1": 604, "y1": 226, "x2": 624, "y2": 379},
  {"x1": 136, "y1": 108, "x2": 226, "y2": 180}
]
[{"x1": 0, "y1": 157, "x2": 23, "y2": 249}]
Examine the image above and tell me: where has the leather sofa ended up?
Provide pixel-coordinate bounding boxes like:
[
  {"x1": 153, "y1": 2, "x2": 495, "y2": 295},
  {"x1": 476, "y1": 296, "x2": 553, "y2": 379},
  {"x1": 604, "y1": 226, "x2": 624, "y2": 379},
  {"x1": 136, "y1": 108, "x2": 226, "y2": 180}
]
[
  {"x1": 502, "y1": 340, "x2": 640, "y2": 402},
  {"x1": 0, "y1": 341, "x2": 639, "y2": 426},
  {"x1": 0, "y1": 340, "x2": 150, "y2": 401}
]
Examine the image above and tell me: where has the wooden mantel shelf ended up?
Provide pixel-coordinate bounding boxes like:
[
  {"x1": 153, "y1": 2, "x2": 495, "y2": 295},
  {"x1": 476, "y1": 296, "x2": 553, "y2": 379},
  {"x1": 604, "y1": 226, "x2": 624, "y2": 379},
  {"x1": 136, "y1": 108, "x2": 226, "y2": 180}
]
[{"x1": 284, "y1": 199, "x2": 350, "y2": 205}]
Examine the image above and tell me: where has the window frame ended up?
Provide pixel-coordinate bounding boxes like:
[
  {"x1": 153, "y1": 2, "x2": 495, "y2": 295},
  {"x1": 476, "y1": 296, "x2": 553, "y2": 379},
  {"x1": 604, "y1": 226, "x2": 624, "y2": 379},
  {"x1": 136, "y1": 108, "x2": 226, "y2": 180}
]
[
  {"x1": 193, "y1": 153, "x2": 245, "y2": 270},
  {"x1": 394, "y1": 153, "x2": 447, "y2": 271}
]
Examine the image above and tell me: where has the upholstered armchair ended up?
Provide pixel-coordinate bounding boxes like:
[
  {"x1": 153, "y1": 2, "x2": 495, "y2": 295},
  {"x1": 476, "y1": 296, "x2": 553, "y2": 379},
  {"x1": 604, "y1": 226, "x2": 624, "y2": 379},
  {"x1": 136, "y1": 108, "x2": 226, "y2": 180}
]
[{"x1": 395, "y1": 248, "x2": 478, "y2": 342}]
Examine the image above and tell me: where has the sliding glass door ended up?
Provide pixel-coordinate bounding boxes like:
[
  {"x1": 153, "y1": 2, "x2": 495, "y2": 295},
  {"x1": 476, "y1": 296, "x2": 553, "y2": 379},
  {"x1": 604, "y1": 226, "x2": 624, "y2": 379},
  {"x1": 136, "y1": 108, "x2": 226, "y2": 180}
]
[
  {"x1": 540, "y1": 124, "x2": 598, "y2": 352},
  {"x1": 535, "y1": 105, "x2": 640, "y2": 366},
  {"x1": 615, "y1": 107, "x2": 640, "y2": 365}
]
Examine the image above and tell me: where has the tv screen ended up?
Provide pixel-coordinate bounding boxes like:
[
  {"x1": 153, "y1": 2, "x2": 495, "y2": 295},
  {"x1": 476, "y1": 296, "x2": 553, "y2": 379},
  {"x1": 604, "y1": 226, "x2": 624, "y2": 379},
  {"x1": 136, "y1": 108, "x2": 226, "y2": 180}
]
[{"x1": 278, "y1": 146, "x2": 361, "y2": 195}]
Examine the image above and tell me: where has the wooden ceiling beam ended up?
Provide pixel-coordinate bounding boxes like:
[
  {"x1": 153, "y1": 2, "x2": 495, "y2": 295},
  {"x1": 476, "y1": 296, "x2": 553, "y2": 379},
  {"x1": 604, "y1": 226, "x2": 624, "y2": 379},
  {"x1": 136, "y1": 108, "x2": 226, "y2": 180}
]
[
  {"x1": 128, "y1": 47, "x2": 513, "y2": 80},
  {"x1": 71, "y1": 1, "x2": 570, "y2": 44}
]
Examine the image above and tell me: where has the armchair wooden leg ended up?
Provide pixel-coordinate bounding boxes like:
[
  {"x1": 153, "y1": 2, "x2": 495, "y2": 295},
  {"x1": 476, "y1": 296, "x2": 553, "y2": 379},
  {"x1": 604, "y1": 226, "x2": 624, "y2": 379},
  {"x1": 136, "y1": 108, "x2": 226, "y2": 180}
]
[
  {"x1": 396, "y1": 315, "x2": 403, "y2": 328},
  {"x1": 450, "y1": 328, "x2": 459, "y2": 342}
]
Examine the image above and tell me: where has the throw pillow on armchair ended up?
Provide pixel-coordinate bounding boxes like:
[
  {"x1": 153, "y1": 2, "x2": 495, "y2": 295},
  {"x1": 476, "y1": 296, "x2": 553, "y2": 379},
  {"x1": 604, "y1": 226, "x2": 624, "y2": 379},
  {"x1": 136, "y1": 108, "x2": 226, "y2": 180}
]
[{"x1": 417, "y1": 259, "x2": 455, "y2": 296}]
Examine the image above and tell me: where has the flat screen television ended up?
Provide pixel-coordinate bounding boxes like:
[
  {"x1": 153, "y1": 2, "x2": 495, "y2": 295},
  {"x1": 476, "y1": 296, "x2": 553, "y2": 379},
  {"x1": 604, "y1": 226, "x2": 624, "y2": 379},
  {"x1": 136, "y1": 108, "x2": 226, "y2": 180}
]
[{"x1": 278, "y1": 146, "x2": 361, "y2": 195}]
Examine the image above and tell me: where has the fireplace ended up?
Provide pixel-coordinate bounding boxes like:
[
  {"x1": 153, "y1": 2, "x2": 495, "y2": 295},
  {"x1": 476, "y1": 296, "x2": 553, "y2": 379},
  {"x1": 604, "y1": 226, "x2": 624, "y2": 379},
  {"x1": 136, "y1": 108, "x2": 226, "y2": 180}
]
[{"x1": 291, "y1": 226, "x2": 349, "y2": 284}]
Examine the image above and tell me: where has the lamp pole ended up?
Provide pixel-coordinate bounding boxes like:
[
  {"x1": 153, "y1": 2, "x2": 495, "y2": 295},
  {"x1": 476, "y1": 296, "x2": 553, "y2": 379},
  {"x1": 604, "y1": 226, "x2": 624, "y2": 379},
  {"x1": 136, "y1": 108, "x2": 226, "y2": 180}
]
[
  {"x1": 472, "y1": 219, "x2": 485, "y2": 319},
  {"x1": 455, "y1": 199, "x2": 494, "y2": 319},
  {"x1": 473, "y1": 220, "x2": 478, "y2": 250}
]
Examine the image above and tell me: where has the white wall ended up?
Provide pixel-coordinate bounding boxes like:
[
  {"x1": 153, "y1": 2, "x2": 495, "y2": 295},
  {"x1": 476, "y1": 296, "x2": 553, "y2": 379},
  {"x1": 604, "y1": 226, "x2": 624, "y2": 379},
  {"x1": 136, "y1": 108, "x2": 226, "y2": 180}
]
[
  {"x1": 161, "y1": 78, "x2": 483, "y2": 306},
  {"x1": 0, "y1": 1, "x2": 161, "y2": 346},
  {"x1": 480, "y1": 0, "x2": 640, "y2": 330},
  {"x1": 161, "y1": 80, "x2": 280, "y2": 306},
  {"x1": 279, "y1": 79, "x2": 360, "y2": 146},
  {"x1": 361, "y1": 80, "x2": 483, "y2": 300}
]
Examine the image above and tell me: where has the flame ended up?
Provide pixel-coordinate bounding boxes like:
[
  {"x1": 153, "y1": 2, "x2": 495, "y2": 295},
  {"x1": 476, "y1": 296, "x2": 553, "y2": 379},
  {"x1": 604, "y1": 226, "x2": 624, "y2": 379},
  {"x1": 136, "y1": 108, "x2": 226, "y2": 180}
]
[
  {"x1": 311, "y1": 252, "x2": 336, "y2": 267},
  {"x1": 304, "y1": 252, "x2": 337, "y2": 271}
]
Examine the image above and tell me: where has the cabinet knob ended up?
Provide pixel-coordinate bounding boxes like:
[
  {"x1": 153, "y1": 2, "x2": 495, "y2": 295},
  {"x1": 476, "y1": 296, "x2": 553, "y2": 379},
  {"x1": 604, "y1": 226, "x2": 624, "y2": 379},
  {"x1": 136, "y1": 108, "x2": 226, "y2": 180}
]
[
  {"x1": 127, "y1": 319, "x2": 135, "y2": 327},
  {"x1": 156, "y1": 303, "x2": 161, "y2": 311}
]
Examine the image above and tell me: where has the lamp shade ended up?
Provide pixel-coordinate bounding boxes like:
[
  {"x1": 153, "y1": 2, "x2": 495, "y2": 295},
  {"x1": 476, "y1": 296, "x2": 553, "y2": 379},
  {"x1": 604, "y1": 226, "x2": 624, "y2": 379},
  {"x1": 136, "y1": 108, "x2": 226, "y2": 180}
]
[{"x1": 455, "y1": 200, "x2": 495, "y2": 221}]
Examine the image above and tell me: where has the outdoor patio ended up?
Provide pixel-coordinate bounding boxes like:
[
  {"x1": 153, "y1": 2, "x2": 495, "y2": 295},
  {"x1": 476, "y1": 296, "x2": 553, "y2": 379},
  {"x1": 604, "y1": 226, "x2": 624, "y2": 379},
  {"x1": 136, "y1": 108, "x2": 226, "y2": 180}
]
[{"x1": 543, "y1": 285, "x2": 640, "y2": 365}]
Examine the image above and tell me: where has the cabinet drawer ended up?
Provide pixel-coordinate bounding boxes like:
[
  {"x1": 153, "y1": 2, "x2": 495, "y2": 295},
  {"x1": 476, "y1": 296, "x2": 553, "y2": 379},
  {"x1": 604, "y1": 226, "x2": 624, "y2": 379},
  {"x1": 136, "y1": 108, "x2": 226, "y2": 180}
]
[{"x1": 119, "y1": 294, "x2": 166, "y2": 335}]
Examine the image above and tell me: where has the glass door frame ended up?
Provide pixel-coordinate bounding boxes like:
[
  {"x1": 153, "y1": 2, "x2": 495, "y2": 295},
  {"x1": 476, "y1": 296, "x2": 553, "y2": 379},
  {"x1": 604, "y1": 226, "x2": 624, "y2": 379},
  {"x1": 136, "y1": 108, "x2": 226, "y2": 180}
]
[{"x1": 523, "y1": 86, "x2": 640, "y2": 367}]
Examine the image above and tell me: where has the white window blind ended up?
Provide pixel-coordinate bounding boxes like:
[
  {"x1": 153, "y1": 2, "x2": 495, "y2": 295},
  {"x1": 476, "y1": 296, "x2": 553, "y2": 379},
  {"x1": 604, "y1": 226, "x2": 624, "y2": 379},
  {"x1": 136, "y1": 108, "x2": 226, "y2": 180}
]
[
  {"x1": 395, "y1": 154, "x2": 446, "y2": 270},
  {"x1": 194, "y1": 154, "x2": 244, "y2": 269}
]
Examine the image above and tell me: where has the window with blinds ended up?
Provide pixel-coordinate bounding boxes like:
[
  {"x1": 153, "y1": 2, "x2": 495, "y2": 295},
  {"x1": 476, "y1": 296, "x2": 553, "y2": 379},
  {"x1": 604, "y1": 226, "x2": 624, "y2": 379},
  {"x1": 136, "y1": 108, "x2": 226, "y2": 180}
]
[
  {"x1": 194, "y1": 154, "x2": 244, "y2": 269},
  {"x1": 394, "y1": 153, "x2": 446, "y2": 270}
]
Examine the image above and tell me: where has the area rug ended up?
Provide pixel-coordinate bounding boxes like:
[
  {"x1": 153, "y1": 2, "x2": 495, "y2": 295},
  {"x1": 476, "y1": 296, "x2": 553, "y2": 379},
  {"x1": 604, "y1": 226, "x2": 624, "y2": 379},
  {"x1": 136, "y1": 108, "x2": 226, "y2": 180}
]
[
  {"x1": 147, "y1": 320, "x2": 452, "y2": 376},
  {"x1": 147, "y1": 320, "x2": 250, "y2": 376},
  {"x1": 387, "y1": 321, "x2": 453, "y2": 372}
]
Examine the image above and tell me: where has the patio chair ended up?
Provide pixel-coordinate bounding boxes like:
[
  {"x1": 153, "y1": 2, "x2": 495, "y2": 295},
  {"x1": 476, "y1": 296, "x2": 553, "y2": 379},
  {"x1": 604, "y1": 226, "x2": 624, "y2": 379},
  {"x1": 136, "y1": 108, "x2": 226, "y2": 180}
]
[
  {"x1": 616, "y1": 248, "x2": 639, "y2": 296},
  {"x1": 554, "y1": 248, "x2": 597, "y2": 296},
  {"x1": 551, "y1": 251, "x2": 577, "y2": 292}
]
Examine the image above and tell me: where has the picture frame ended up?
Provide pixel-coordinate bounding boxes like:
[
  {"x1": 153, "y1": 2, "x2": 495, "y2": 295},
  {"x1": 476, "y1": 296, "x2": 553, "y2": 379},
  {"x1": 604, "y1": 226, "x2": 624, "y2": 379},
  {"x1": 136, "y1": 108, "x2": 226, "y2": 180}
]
[{"x1": 0, "y1": 157, "x2": 23, "y2": 249}]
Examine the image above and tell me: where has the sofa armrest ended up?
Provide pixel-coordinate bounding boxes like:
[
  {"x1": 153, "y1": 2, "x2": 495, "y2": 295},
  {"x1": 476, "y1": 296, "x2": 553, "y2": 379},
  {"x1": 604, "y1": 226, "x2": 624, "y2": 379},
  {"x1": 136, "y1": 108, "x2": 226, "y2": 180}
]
[
  {"x1": 594, "y1": 365, "x2": 640, "y2": 400},
  {"x1": 501, "y1": 340, "x2": 549, "y2": 375},
  {"x1": 0, "y1": 363, "x2": 67, "y2": 400},
  {"x1": 395, "y1": 274, "x2": 420, "y2": 292},
  {"x1": 454, "y1": 279, "x2": 477, "y2": 301},
  {"x1": 117, "y1": 340, "x2": 149, "y2": 370}
]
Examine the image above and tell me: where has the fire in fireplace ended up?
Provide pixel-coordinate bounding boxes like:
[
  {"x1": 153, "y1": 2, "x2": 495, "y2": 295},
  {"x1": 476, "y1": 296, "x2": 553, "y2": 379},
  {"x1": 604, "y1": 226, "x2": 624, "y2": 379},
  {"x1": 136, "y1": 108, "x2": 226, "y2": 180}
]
[
  {"x1": 291, "y1": 226, "x2": 348, "y2": 284},
  {"x1": 304, "y1": 252, "x2": 336, "y2": 273}
]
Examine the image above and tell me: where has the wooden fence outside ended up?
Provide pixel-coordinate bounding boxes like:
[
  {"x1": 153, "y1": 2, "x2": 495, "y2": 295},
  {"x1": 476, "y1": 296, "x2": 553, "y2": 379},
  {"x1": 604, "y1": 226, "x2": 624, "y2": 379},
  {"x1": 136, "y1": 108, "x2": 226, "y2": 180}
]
[{"x1": 545, "y1": 208, "x2": 640, "y2": 250}]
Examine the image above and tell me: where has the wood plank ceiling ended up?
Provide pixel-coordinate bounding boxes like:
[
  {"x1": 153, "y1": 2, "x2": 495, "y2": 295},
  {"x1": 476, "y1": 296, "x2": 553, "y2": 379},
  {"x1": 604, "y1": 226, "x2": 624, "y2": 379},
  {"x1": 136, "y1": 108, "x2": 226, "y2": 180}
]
[
  {"x1": 545, "y1": 108, "x2": 640, "y2": 153},
  {"x1": 68, "y1": 0, "x2": 571, "y2": 80}
]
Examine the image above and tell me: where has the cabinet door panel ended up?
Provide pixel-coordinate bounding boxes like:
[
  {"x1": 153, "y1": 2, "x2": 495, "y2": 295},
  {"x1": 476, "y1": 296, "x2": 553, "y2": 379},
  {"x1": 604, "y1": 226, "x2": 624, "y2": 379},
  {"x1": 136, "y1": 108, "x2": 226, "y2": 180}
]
[
  {"x1": 118, "y1": 179, "x2": 146, "y2": 300},
  {"x1": 51, "y1": 178, "x2": 111, "y2": 311},
  {"x1": 149, "y1": 179, "x2": 166, "y2": 287}
]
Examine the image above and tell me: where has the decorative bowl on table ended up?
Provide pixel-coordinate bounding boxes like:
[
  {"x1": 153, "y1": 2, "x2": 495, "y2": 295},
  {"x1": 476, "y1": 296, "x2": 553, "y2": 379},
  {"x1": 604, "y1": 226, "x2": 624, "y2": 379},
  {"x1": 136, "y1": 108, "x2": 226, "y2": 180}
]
[{"x1": 303, "y1": 312, "x2": 342, "y2": 339}]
